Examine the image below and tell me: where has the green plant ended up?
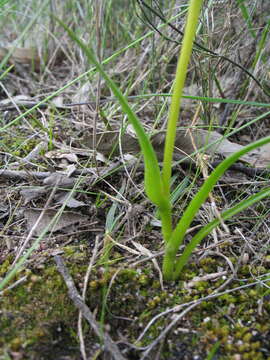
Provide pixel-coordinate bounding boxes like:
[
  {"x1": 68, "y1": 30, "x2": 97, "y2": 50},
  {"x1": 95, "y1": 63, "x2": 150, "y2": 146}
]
[{"x1": 56, "y1": 0, "x2": 270, "y2": 281}]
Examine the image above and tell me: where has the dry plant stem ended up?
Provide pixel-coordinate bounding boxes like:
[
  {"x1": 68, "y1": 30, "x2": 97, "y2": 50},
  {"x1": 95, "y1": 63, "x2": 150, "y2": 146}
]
[
  {"x1": 0, "y1": 275, "x2": 27, "y2": 296},
  {"x1": 0, "y1": 162, "x2": 268, "y2": 183},
  {"x1": 0, "y1": 168, "x2": 99, "y2": 180},
  {"x1": 1, "y1": 198, "x2": 22, "y2": 250},
  {"x1": 78, "y1": 236, "x2": 101, "y2": 360},
  {"x1": 54, "y1": 255, "x2": 126, "y2": 360},
  {"x1": 0, "y1": 82, "x2": 45, "y2": 132},
  {"x1": 129, "y1": 227, "x2": 227, "y2": 268},
  {"x1": 141, "y1": 302, "x2": 199, "y2": 359}
]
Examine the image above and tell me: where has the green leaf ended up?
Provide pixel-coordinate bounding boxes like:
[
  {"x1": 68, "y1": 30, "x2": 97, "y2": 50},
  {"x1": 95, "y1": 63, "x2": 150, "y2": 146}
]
[
  {"x1": 163, "y1": 135, "x2": 270, "y2": 280},
  {"x1": 173, "y1": 186, "x2": 270, "y2": 279},
  {"x1": 55, "y1": 17, "x2": 173, "y2": 241}
]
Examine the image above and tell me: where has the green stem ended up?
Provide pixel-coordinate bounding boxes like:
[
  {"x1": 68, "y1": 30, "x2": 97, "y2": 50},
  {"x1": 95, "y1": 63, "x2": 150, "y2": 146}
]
[
  {"x1": 163, "y1": 135, "x2": 270, "y2": 280},
  {"x1": 162, "y1": 0, "x2": 203, "y2": 196},
  {"x1": 160, "y1": 206, "x2": 173, "y2": 243}
]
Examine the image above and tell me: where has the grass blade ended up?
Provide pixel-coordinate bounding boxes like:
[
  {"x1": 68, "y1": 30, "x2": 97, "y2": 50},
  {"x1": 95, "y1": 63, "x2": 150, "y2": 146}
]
[
  {"x1": 173, "y1": 186, "x2": 270, "y2": 279},
  {"x1": 55, "y1": 17, "x2": 173, "y2": 240},
  {"x1": 163, "y1": 135, "x2": 270, "y2": 279}
]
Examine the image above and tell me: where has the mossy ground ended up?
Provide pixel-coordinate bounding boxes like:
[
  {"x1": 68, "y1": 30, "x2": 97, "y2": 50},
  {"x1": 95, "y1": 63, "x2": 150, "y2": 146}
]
[{"x1": 1, "y1": 243, "x2": 270, "y2": 360}]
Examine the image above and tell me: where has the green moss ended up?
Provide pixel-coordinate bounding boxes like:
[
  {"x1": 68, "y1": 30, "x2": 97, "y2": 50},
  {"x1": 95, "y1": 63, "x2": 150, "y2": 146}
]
[
  {"x1": 199, "y1": 257, "x2": 218, "y2": 272},
  {"x1": 0, "y1": 258, "x2": 11, "y2": 277},
  {"x1": 239, "y1": 265, "x2": 250, "y2": 275},
  {"x1": 0, "y1": 253, "x2": 89, "y2": 358},
  {"x1": 193, "y1": 280, "x2": 209, "y2": 291},
  {"x1": 1, "y1": 246, "x2": 270, "y2": 359},
  {"x1": 117, "y1": 269, "x2": 138, "y2": 282},
  {"x1": 63, "y1": 246, "x2": 77, "y2": 256},
  {"x1": 219, "y1": 294, "x2": 237, "y2": 304},
  {"x1": 138, "y1": 274, "x2": 150, "y2": 285}
]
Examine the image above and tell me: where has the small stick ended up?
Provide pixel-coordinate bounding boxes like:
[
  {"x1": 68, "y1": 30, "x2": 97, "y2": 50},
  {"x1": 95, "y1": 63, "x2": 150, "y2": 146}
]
[
  {"x1": 54, "y1": 255, "x2": 126, "y2": 360},
  {"x1": 78, "y1": 235, "x2": 101, "y2": 360}
]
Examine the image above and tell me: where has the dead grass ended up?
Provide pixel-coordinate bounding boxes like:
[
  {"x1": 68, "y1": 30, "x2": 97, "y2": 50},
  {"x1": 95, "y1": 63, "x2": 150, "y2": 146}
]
[{"x1": 1, "y1": 1, "x2": 270, "y2": 359}]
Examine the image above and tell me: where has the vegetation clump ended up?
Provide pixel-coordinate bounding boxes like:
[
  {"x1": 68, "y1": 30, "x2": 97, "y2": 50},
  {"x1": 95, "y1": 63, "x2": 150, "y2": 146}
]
[{"x1": 1, "y1": 0, "x2": 270, "y2": 358}]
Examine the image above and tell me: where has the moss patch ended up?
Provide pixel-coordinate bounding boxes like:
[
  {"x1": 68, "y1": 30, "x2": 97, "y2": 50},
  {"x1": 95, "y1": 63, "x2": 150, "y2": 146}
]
[{"x1": 1, "y1": 249, "x2": 270, "y2": 359}]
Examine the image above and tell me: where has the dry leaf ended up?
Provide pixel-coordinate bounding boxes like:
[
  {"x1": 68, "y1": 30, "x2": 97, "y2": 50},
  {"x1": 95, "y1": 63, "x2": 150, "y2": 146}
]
[
  {"x1": 185, "y1": 271, "x2": 227, "y2": 289},
  {"x1": 132, "y1": 240, "x2": 163, "y2": 289},
  {"x1": 51, "y1": 96, "x2": 64, "y2": 108},
  {"x1": 0, "y1": 47, "x2": 40, "y2": 69},
  {"x1": 72, "y1": 82, "x2": 92, "y2": 104},
  {"x1": 83, "y1": 128, "x2": 270, "y2": 168},
  {"x1": 45, "y1": 150, "x2": 78, "y2": 163},
  {"x1": 82, "y1": 130, "x2": 140, "y2": 157},
  {"x1": 43, "y1": 174, "x2": 76, "y2": 187},
  {"x1": 20, "y1": 187, "x2": 47, "y2": 203},
  {"x1": 57, "y1": 164, "x2": 77, "y2": 177},
  {"x1": 249, "y1": 143, "x2": 270, "y2": 167},
  {"x1": 96, "y1": 152, "x2": 107, "y2": 163},
  {"x1": 0, "y1": 95, "x2": 32, "y2": 107},
  {"x1": 55, "y1": 192, "x2": 86, "y2": 208},
  {"x1": 59, "y1": 153, "x2": 78, "y2": 163},
  {"x1": 24, "y1": 208, "x2": 89, "y2": 236},
  {"x1": 0, "y1": 204, "x2": 9, "y2": 220}
]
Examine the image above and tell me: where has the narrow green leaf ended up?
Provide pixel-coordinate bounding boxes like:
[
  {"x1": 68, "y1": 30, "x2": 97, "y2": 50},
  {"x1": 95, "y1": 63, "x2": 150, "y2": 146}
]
[
  {"x1": 173, "y1": 187, "x2": 270, "y2": 279},
  {"x1": 55, "y1": 17, "x2": 173, "y2": 240},
  {"x1": 163, "y1": 135, "x2": 270, "y2": 279}
]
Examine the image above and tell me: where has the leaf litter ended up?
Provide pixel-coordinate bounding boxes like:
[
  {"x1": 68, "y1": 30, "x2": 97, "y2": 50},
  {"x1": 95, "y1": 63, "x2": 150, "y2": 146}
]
[
  {"x1": 1, "y1": 1, "x2": 270, "y2": 359},
  {"x1": 23, "y1": 208, "x2": 89, "y2": 236}
]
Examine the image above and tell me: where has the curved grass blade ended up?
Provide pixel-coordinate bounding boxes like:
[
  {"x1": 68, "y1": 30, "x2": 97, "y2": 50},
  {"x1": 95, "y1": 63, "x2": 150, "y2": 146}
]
[
  {"x1": 172, "y1": 186, "x2": 270, "y2": 279},
  {"x1": 163, "y1": 135, "x2": 270, "y2": 279},
  {"x1": 55, "y1": 17, "x2": 173, "y2": 240}
]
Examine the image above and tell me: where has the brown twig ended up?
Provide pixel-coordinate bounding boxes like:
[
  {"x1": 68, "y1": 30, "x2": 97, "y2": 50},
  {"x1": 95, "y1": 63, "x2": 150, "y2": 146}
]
[
  {"x1": 78, "y1": 235, "x2": 101, "y2": 360},
  {"x1": 54, "y1": 255, "x2": 126, "y2": 360}
]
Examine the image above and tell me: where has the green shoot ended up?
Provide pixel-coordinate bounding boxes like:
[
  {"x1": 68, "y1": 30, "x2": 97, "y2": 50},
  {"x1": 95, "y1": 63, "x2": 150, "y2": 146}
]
[
  {"x1": 163, "y1": 136, "x2": 270, "y2": 280},
  {"x1": 56, "y1": 0, "x2": 270, "y2": 282},
  {"x1": 162, "y1": 0, "x2": 203, "y2": 197}
]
